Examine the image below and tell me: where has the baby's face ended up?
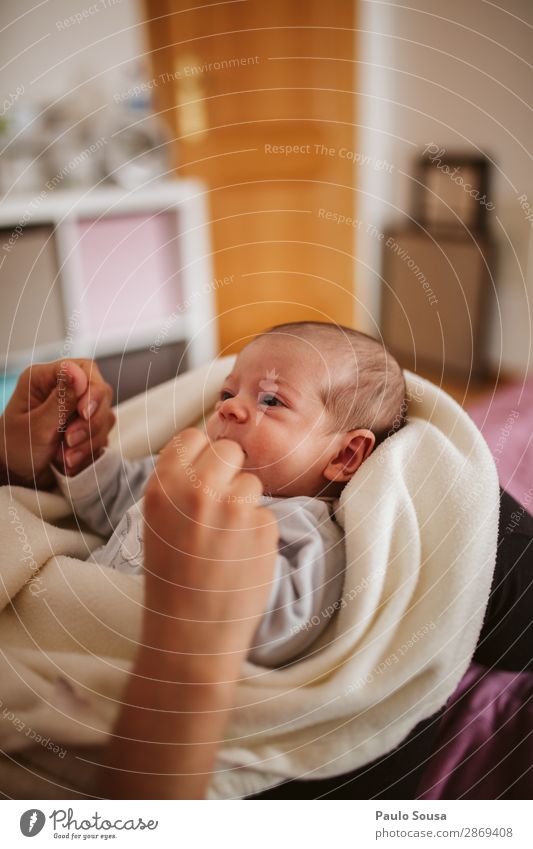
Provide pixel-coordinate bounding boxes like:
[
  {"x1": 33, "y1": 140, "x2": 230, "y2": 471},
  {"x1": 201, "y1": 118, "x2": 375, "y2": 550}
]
[{"x1": 206, "y1": 335, "x2": 339, "y2": 497}]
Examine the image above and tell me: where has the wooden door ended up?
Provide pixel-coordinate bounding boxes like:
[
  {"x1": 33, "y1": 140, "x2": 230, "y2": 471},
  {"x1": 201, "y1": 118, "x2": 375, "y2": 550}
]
[{"x1": 143, "y1": 0, "x2": 357, "y2": 354}]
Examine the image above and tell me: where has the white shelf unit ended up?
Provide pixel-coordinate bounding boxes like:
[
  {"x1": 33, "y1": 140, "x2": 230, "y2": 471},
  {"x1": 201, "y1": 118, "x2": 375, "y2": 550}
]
[{"x1": 0, "y1": 180, "x2": 217, "y2": 378}]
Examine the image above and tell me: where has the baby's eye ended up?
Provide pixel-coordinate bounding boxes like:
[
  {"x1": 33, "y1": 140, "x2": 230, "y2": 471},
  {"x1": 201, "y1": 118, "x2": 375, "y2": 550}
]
[
  {"x1": 220, "y1": 390, "x2": 233, "y2": 401},
  {"x1": 259, "y1": 393, "x2": 285, "y2": 407}
]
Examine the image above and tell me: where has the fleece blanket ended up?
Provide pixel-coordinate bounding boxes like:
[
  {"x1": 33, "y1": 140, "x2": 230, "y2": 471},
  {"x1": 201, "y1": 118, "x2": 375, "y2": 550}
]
[{"x1": 0, "y1": 357, "x2": 500, "y2": 799}]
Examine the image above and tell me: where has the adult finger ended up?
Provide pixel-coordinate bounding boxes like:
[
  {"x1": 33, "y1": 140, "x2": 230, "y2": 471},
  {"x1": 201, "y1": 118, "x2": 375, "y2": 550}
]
[
  {"x1": 195, "y1": 438, "x2": 246, "y2": 487},
  {"x1": 229, "y1": 471, "x2": 264, "y2": 504},
  {"x1": 60, "y1": 406, "x2": 111, "y2": 463},
  {"x1": 31, "y1": 362, "x2": 88, "y2": 433},
  {"x1": 75, "y1": 403, "x2": 113, "y2": 442},
  {"x1": 17, "y1": 360, "x2": 87, "y2": 408},
  {"x1": 75, "y1": 372, "x2": 113, "y2": 422},
  {"x1": 61, "y1": 361, "x2": 89, "y2": 399},
  {"x1": 159, "y1": 428, "x2": 210, "y2": 470},
  {"x1": 145, "y1": 430, "x2": 209, "y2": 500},
  {"x1": 64, "y1": 410, "x2": 115, "y2": 447},
  {"x1": 62, "y1": 432, "x2": 111, "y2": 472}
]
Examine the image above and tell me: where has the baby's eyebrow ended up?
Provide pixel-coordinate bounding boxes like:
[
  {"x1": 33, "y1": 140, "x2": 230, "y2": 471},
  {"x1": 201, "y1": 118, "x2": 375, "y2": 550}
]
[
  {"x1": 224, "y1": 372, "x2": 301, "y2": 397},
  {"x1": 268, "y1": 376, "x2": 301, "y2": 398}
]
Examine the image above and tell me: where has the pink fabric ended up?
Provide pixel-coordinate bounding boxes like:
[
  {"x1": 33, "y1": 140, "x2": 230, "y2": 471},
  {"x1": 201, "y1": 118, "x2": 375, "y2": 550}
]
[
  {"x1": 419, "y1": 664, "x2": 533, "y2": 799},
  {"x1": 467, "y1": 380, "x2": 533, "y2": 507},
  {"x1": 417, "y1": 379, "x2": 533, "y2": 799}
]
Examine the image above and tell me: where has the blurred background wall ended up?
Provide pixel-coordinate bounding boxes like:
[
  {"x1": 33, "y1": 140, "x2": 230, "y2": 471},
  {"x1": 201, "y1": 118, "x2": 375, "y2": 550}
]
[
  {"x1": 0, "y1": 0, "x2": 147, "y2": 102},
  {"x1": 357, "y1": 0, "x2": 533, "y2": 374},
  {"x1": 1, "y1": 0, "x2": 532, "y2": 407}
]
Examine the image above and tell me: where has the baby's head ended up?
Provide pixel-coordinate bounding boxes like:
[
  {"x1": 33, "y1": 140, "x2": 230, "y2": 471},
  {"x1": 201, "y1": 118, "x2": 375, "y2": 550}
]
[{"x1": 206, "y1": 321, "x2": 407, "y2": 498}]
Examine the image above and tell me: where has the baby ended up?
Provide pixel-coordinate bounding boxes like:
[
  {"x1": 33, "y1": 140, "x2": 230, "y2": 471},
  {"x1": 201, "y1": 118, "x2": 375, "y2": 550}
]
[{"x1": 52, "y1": 321, "x2": 407, "y2": 666}]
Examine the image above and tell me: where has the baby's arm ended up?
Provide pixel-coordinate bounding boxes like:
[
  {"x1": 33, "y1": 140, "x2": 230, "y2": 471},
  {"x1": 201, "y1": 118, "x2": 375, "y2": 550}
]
[
  {"x1": 249, "y1": 497, "x2": 346, "y2": 667},
  {"x1": 52, "y1": 449, "x2": 156, "y2": 537}
]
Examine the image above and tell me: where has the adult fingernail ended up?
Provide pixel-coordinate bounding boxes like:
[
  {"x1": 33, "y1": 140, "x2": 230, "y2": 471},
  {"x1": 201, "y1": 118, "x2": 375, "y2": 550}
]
[
  {"x1": 66, "y1": 430, "x2": 86, "y2": 447},
  {"x1": 83, "y1": 400, "x2": 98, "y2": 421},
  {"x1": 66, "y1": 451, "x2": 83, "y2": 468}
]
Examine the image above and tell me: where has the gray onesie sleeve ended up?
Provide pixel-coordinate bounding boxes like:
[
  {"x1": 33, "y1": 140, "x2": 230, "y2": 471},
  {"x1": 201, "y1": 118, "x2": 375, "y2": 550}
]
[{"x1": 51, "y1": 448, "x2": 156, "y2": 536}]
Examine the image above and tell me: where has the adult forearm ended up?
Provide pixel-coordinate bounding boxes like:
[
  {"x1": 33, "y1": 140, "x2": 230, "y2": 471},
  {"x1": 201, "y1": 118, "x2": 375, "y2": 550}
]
[{"x1": 100, "y1": 648, "x2": 242, "y2": 799}]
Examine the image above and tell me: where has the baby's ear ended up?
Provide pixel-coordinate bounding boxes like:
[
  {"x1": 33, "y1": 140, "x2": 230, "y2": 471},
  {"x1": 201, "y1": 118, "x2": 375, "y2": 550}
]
[{"x1": 322, "y1": 429, "x2": 375, "y2": 482}]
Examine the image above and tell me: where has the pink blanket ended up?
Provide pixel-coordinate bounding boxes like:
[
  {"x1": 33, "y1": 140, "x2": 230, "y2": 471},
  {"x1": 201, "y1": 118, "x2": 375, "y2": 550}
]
[
  {"x1": 468, "y1": 380, "x2": 533, "y2": 508},
  {"x1": 417, "y1": 380, "x2": 533, "y2": 798},
  {"x1": 419, "y1": 663, "x2": 533, "y2": 798}
]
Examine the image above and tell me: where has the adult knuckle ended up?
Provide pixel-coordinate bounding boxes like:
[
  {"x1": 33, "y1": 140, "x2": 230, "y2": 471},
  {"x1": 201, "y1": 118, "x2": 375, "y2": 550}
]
[
  {"x1": 91, "y1": 435, "x2": 108, "y2": 451},
  {"x1": 88, "y1": 421, "x2": 102, "y2": 442},
  {"x1": 20, "y1": 365, "x2": 33, "y2": 384},
  {"x1": 188, "y1": 482, "x2": 203, "y2": 504},
  {"x1": 76, "y1": 358, "x2": 93, "y2": 372},
  {"x1": 187, "y1": 487, "x2": 209, "y2": 520},
  {"x1": 222, "y1": 503, "x2": 243, "y2": 527},
  {"x1": 215, "y1": 438, "x2": 245, "y2": 462},
  {"x1": 239, "y1": 471, "x2": 263, "y2": 493},
  {"x1": 216, "y1": 437, "x2": 238, "y2": 449}
]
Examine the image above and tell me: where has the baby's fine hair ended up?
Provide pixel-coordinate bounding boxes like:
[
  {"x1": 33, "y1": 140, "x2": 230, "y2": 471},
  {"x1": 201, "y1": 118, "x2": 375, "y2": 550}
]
[{"x1": 263, "y1": 321, "x2": 407, "y2": 445}]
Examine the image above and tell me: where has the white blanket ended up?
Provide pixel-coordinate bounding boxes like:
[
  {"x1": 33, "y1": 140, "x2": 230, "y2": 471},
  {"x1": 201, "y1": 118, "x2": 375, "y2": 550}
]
[{"x1": 0, "y1": 357, "x2": 500, "y2": 799}]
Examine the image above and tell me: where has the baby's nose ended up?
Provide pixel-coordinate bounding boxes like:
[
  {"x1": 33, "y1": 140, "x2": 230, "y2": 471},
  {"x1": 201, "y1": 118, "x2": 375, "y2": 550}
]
[{"x1": 219, "y1": 395, "x2": 248, "y2": 422}]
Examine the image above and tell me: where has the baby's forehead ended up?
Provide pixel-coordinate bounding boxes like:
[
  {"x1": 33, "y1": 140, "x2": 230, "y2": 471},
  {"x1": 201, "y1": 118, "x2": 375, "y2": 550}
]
[
  {"x1": 241, "y1": 333, "x2": 330, "y2": 362},
  {"x1": 236, "y1": 335, "x2": 339, "y2": 388}
]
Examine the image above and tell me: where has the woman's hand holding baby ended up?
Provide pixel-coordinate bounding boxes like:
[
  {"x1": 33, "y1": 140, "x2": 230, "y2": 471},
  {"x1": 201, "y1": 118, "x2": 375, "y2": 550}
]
[
  {"x1": 54, "y1": 360, "x2": 116, "y2": 477},
  {"x1": 0, "y1": 359, "x2": 115, "y2": 487},
  {"x1": 142, "y1": 428, "x2": 280, "y2": 666}
]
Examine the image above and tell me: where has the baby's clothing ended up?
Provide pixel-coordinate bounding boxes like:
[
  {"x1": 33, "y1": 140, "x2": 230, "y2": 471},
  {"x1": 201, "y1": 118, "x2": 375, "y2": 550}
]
[{"x1": 52, "y1": 449, "x2": 345, "y2": 667}]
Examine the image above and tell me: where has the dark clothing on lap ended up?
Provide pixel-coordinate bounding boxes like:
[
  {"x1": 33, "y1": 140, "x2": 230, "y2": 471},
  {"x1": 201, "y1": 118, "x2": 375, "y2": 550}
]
[
  {"x1": 249, "y1": 488, "x2": 533, "y2": 799},
  {"x1": 473, "y1": 488, "x2": 533, "y2": 673}
]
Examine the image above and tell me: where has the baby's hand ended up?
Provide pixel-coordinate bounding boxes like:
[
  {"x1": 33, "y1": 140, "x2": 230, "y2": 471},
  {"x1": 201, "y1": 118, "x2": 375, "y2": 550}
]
[{"x1": 53, "y1": 360, "x2": 115, "y2": 477}]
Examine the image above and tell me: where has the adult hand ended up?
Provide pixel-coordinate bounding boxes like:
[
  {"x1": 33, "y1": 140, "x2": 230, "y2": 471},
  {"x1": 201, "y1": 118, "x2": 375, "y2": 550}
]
[
  {"x1": 103, "y1": 428, "x2": 279, "y2": 799},
  {"x1": 142, "y1": 428, "x2": 280, "y2": 661},
  {"x1": 0, "y1": 359, "x2": 114, "y2": 488}
]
